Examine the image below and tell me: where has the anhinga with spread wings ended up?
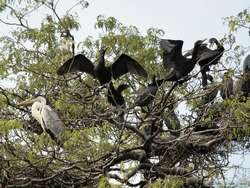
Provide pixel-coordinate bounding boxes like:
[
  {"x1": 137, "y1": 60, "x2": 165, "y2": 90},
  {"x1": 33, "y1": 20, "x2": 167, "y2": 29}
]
[
  {"x1": 18, "y1": 96, "x2": 64, "y2": 145},
  {"x1": 57, "y1": 47, "x2": 148, "y2": 85},
  {"x1": 160, "y1": 39, "x2": 205, "y2": 81}
]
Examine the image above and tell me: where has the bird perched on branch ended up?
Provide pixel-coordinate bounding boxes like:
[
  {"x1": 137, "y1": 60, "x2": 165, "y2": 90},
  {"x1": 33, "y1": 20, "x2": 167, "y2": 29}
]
[
  {"x1": 186, "y1": 38, "x2": 224, "y2": 86},
  {"x1": 135, "y1": 76, "x2": 164, "y2": 107},
  {"x1": 220, "y1": 72, "x2": 234, "y2": 100},
  {"x1": 57, "y1": 47, "x2": 148, "y2": 85},
  {"x1": 241, "y1": 54, "x2": 250, "y2": 98},
  {"x1": 160, "y1": 39, "x2": 205, "y2": 81},
  {"x1": 17, "y1": 96, "x2": 64, "y2": 145}
]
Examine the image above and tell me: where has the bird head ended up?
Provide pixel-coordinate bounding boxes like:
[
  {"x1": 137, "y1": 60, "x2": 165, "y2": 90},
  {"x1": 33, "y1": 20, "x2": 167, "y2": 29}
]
[
  {"x1": 209, "y1": 38, "x2": 219, "y2": 45},
  {"x1": 17, "y1": 96, "x2": 47, "y2": 106},
  {"x1": 194, "y1": 38, "x2": 206, "y2": 46}
]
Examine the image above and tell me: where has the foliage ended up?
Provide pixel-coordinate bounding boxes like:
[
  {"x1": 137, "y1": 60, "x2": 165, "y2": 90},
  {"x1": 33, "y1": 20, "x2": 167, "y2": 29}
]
[{"x1": 0, "y1": 1, "x2": 249, "y2": 187}]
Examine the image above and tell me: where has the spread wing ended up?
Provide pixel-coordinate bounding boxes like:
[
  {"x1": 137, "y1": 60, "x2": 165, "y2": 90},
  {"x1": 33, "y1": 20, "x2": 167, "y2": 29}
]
[
  {"x1": 197, "y1": 49, "x2": 221, "y2": 63},
  {"x1": 111, "y1": 54, "x2": 148, "y2": 79},
  {"x1": 57, "y1": 54, "x2": 94, "y2": 76},
  {"x1": 160, "y1": 39, "x2": 183, "y2": 53},
  {"x1": 41, "y1": 105, "x2": 64, "y2": 142},
  {"x1": 161, "y1": 39, "x2": 184, "y2": 70}
]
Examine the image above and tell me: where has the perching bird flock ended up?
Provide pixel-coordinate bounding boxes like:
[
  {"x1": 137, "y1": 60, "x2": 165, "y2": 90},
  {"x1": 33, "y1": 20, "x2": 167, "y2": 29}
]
[{"x1": 17, "y1": 37, "x2": 250, "y2": 145}]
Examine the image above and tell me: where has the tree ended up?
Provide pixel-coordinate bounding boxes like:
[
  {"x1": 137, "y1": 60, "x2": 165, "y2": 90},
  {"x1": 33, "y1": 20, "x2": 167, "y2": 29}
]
[{"x1": 0, "y1": 1, "x2": 249, "y2": 187}]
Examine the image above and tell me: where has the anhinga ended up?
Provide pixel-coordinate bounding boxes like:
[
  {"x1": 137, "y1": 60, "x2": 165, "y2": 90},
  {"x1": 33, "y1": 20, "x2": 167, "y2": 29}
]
[
  {"x1": 160, "y1": 39, "x2": 205, "y2": 81},
  {"x1": 57, "y1": 47, "x2": 148, "y2": 85}
]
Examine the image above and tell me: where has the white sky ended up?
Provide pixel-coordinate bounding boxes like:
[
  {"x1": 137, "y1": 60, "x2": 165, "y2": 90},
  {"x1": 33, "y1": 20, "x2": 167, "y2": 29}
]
[{"x1": 60, "y1": 0, "x2": 250, "y2": 49}]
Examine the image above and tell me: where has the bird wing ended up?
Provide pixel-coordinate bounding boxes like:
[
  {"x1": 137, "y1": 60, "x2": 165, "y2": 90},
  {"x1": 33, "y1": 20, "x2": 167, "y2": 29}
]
[
  {"x1": 111, "y1": 54, "x2": 148, "y2": 79},
  {"x1": 165, "y1": 66, "x2": 177, "y2": 81},
  {"x1": 41, "y1": 105, "x2": 64, "y2": 141},
  {"x1": 160, "y1": 39, "x2": 183, "y2": 53},
  {"x1": 57, "y1": 54, "x2": 94, "y2": 76},
  {"x1": 197, "y1": 50, "x2": 221, "y2": 63}
]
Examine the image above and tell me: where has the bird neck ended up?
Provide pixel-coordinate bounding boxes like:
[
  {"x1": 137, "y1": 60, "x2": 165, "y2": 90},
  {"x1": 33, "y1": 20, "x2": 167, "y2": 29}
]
[
  {"x1": 98, "y1": 51, "x2": 106, "y2": 68},
  {"x1": 31, "y1": 102, "x2": 46, "y2": 131},
  {"x1": 117, "y1": 84, "x2": 128, "y2": 93},
  {"x1": 191, "y1": 43, "x2": 202, "y2": 61}
]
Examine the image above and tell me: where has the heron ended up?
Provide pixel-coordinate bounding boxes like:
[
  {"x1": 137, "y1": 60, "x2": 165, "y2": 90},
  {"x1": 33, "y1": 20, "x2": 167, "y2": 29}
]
[
  {"x1": 57, "y1": 47, "x2": 148, "y2": 85},
  {"x1": 163, "y1": 104, "x2": 181, "y2": 137},
  {"x1": 17, "y1": 96, "x2": 64, "y2": 145},
  {"x1": 242, "y1": 54, "x2": 250, "y2": 97},
  {"x1": 135, "y1": 76, "x2": 164, "y2": 107},
  {"x1": 220, "y1": 72, "x2": 234, "y2": 100},
  {"x1": 160, "y1": 39, "x2": 205, "y2": 81},
  {"x1": 234, "y1": 55, "x2": 250, "y2": 99},
  {"x1": 107, "y1": 82, "x2": 129, "y2": 107},
  {"x1": 243, "y1": 54, "x2": 250, "y2": 74}
]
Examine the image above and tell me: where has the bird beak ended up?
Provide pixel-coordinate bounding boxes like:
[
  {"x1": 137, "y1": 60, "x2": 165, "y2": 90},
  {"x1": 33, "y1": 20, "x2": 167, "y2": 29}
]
[
  {"x1": 17, "y1": 97, "x2": 35, "y2": 106},
  {"x1": 201, "y1": 38, "x2": 206, "y2": 43}
]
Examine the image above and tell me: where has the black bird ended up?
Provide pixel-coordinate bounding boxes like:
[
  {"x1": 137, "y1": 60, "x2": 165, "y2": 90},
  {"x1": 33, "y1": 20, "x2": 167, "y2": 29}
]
[
  {"x1": 107, "y1": 82, "x2": 129, "y2": 107},
  {"x1": 185, "y1": 38, "x2": 224, "y2": 86},
  {"x1": 57, "y1": 47, "x2": 148, "y2": 85},
  {"x1": 201, "y1": 74, "x2": 219, "y2": 104},
  {"x1": 220, "y1": 72, "x2": 234, "y2": 100},
  {"x1": 160, "y1": 39, "x2": 205, "y2": 81},
  {"x1": 196, "y1": 38, "x2": 225, "y2": 70},
  {"x1": 135, "y1": 76, "x2": 164, "y2": 107}
]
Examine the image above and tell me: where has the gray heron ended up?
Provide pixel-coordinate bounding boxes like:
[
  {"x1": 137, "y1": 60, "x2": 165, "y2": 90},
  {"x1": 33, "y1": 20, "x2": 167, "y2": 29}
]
[
  {"x1": 18, "y1": 96, "x2": 64, "y2": 145},
  {"x1": 220, "y1": 72, "x2": 234, "y2": 100},
  {"x1": 57, "y1": 47, "x2": 148, "y2": 85}
]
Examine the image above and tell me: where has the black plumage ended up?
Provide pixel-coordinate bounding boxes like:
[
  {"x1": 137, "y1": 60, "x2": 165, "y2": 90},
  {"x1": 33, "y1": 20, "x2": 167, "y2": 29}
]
[
  {"x1": 196, "y1": 38, "x2": 225, "y2": 70},
  {"x1": 220, "y1": 72, "x2": 234, "y2": 100},
  {"x1": 57, "y1": 47, "x2": 148, "y2": 85},
  {"x1": 160, "y1": 39, "x2": 205, "y2": 81},
  {"x1": 107, "y1": 82, "x2": 129, "y2": 107},
  {"x1": 186, "y1": 38, "x2": 224, "y2": 86},
  {"x1": 135, "y1": 76, "x2": 164, "y2": 107}
]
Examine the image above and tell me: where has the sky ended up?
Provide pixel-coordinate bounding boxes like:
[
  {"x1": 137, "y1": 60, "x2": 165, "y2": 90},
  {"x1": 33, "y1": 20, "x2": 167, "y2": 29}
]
[
  {"x1": 57, "y1": 0, "x2": 250, "y2": 50},
  {"x1": 1, "y1": 0, "x2": 250, "y2": 183}
]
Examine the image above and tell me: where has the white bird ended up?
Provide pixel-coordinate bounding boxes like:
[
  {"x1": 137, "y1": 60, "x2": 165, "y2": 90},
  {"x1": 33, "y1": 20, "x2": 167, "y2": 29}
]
[{"x1": 18, "y1": 96, "x2": 64, "y2": 145}]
